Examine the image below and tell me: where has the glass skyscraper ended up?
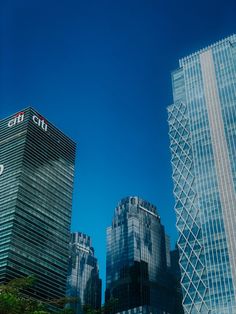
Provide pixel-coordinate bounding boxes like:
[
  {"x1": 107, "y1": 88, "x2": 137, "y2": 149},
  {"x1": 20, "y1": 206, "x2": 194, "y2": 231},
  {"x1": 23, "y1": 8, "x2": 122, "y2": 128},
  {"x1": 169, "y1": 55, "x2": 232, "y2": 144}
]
[
  {"x1": 66, "y1": 232, "x2": 101, "y2": 314},
  {"x1": 0, "y1": 107, "x2": 76, "y2": 304},
  {"x1": 106, "y1": 196, "x2": 183, "y2": 314},
  {"x1": 168, "y1": 35, "x2": 236, "y2": 313}
]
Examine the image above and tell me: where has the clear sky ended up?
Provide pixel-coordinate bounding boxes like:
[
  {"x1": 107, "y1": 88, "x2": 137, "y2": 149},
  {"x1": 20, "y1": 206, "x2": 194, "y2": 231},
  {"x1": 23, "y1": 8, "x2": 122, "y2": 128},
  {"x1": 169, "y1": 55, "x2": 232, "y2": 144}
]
[{"x1": 1, "y1": 0, "x2": 235, "y2": 300}]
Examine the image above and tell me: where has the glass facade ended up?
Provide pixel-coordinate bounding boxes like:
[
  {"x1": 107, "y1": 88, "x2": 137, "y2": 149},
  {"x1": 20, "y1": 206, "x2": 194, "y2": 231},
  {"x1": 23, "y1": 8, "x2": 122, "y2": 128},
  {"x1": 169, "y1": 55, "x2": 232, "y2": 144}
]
[
  {"x1": 168, "y1": 34, "x2": 236, "y2": 313},
  {"x1": 106, "y1": 196, "x2": 183, "y2": 314},
  {"x1": 66, "y1": 232, "x2": 101, "y2": 314},
  {"x1": 115, "y1": 305, "x2": 164, "y2": 314},
  {"x1": 0, "y1": 107, "x2": 76, "y2": 305}
]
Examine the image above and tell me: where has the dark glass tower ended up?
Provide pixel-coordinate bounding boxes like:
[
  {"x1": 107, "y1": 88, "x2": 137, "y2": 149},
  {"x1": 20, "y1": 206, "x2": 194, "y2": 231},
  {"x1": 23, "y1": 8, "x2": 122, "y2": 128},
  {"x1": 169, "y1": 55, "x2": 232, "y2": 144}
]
[
  {"x1": 0, "y1": 107, "x2": 76, "y2": 303},
  {"x1": 169, "y1": 247, "x2": 184, "y2": 314},
  {"x1": 106, "y1": 196, "x2": 183, "y2": 314},
  {"x1": 66, "y1": 232, "x2": 102, "y2": 314}
]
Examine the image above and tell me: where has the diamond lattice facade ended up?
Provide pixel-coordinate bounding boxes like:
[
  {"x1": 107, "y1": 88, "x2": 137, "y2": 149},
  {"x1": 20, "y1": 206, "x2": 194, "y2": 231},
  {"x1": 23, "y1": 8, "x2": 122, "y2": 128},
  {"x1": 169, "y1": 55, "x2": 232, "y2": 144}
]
[{"x1": 168, "y1": 35, "x2": 236, "y2": 313}]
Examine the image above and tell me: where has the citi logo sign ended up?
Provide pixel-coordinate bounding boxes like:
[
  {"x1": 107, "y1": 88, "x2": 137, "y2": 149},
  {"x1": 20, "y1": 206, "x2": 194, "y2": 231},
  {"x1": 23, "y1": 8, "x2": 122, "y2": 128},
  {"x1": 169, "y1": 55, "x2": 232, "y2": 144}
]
[
  {"x1": 32, "y1": 115, "x2": 48, "y2": 132},
  {"x1": 7, "y1": 112, "x2": 48, "y2": 132},
  {"x1": 0, "y1": 165, "x2": 4, "y2": 176},
  {"x1": 8, "y1": 112, "x2": 24, "y2": 127}
]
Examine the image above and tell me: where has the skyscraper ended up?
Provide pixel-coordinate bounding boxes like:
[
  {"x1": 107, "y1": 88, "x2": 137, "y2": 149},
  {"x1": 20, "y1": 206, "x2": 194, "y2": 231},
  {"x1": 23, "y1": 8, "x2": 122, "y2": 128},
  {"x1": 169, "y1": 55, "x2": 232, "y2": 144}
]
[
  {"x1": 0, "y1": 107, "x2": 76, "y2": 304},
  {"x1": 66, "y1": 232, "x2": 101, "y2": 314},
  {"x1": 168, "y1": 34, "x2": 236, "y2": 313},
  {"x1": 106, "y1": 196, "x2": 182, "y2": 314}
]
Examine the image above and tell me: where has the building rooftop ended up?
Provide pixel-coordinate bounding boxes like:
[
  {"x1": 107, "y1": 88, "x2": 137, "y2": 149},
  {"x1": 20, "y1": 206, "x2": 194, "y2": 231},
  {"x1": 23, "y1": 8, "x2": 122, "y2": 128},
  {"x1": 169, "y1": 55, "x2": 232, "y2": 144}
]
[{"x1": 179, "y1": 34, "x2": 236, "y2": 67}]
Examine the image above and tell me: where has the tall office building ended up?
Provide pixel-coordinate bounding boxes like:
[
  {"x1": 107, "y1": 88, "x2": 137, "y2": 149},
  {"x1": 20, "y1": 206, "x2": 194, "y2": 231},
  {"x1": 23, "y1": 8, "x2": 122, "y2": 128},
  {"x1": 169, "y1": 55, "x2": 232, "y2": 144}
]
[
  {"x1": 106, "y1": 196, "x2": 183, "y2": 314},
  {"x1": 0, "y1": 107, "x2": 76, "y2": 304},
  {"x1": 168, "y1": 35, "x2": 236, "y2": 313},
  {"x1": 66, "y1": 232, "x2": 101, "y2": 314}
]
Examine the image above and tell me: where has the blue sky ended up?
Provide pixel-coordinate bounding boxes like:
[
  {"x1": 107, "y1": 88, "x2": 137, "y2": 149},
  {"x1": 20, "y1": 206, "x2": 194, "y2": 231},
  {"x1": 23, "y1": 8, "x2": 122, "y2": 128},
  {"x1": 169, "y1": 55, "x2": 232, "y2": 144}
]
[{"x1": 1, "y1": 0, "x2": 235, "y2": 299}]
